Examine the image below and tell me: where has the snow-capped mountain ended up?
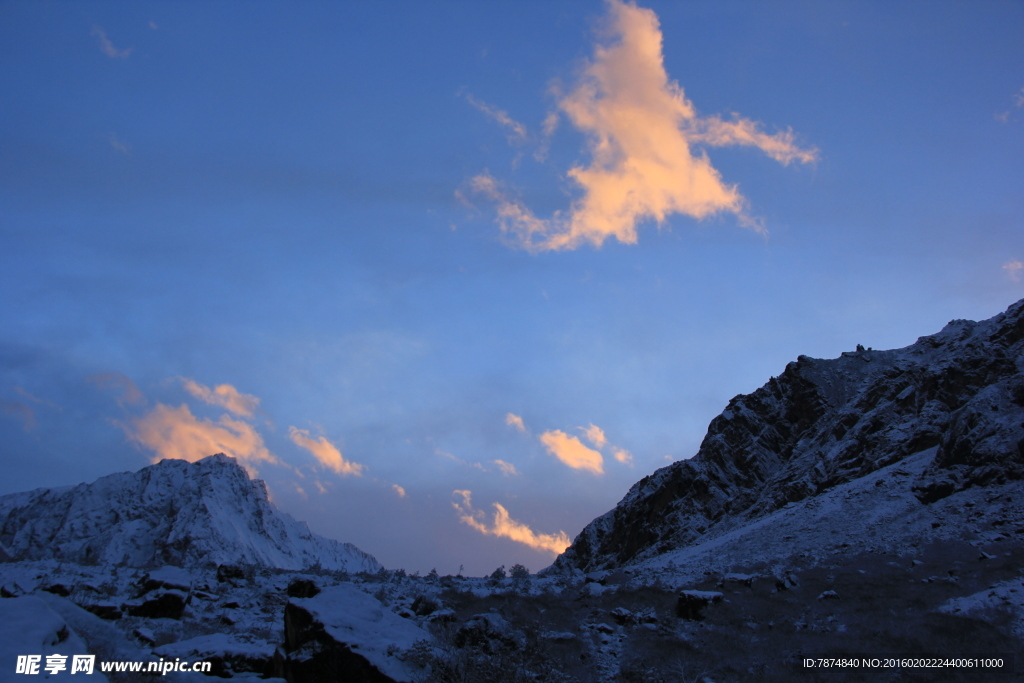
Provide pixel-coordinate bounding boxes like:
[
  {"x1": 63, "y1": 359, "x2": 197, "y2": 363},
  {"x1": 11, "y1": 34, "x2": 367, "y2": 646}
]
[
  {"x1": 0, "y1": 454, "x2": 381, "y2": 572},
  {"x1": 551, "y1": 297, "x2": 1024, "y2": 574}
]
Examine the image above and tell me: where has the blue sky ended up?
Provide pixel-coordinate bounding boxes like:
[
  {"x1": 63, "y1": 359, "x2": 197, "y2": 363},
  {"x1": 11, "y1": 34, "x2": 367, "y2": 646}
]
[{"x1": 1, "y1": 0, "x2": 1022, "y2": 575}]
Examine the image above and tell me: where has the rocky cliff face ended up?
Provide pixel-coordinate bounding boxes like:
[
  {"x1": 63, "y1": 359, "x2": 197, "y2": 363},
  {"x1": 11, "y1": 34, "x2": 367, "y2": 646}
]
[
  {"x1": 551, "y1": 298, "x2": 1024, "y2": 573},
  {"x1": 0, "y1": 454, "x2": 381, "y2": 572}
]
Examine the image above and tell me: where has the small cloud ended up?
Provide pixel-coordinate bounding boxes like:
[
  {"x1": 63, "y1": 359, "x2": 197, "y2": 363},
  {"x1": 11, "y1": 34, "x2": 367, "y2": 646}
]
[
  {"x1": 469, "y1": 0, "x2": 815, "y2": 252},
  {"x1": 124, "y1": 403, "x2": 278, "y2": 474},
  {"x1": 995, "y1": 111, "x2": 1010, "y2": 124},
  {"x1": 14, "y1": 387, "x2": 61, "y2": 411},
  {"x1": 0, "y1": 401, "x2": 36, "y2": 431},
  {"x1": 91, "y1": 25, "x2": 132, "y2": 59},
  {"x1": 181, "y1": 378, "x2": 259, "y2": 417},
  {"x1": 288, "y1": 427, "x2": 364, "y2": 476},
  {"x1": 314, "y1": 480, "x2": 329, "y2": 495},
  {"x1": 465, "y1": 94, "x2": 528, "y2": 144},
  {"x1": 149, "y1": 21, "x2": 159, "y2": 30},
  {"x1": 539, "y1": 429, "x2": 604, "y2": 474},
  {"x1": 612, "y1": 447, "x2": 633, "y2": 465},
  {"x1": 1014, "y1": 87, "x2": 1024, "y2": 108},
  {"x1": 109, "y1": 134, "x2": 130, "y2": 154},
  {"x1": 492, "y1": 459, "x2": 520, "y2": 477},
  {"x1": 580, "y1": 423, "x2": 607, "y2": 449},
  {"x1": 294, "y1": 483, "x2": 308, "y2": 500},
  {"x1": 452, "y1": 490, "x2": 570, "y2": 555},
  {"x1": 88, "y1": 372, "x2": 146, "y2": 407},
  {"x1": 505, "y1": 412, "x2": 527, "y2": 432},
  {"x1": 1004, "y1": 259, "x2": 1024, "y2": 282},
  {"x1": 392, "y1": 484, "x2": 407, "y2": 498}
]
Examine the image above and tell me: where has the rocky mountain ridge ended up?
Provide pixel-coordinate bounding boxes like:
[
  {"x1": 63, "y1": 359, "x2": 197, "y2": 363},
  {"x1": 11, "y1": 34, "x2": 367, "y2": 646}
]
[
  {"x1": 0, "y1": 454, "x2": 380, "y2": 573},
  {"x1": 550, "y1": 297, "x2": 1024, "y2": 573}
]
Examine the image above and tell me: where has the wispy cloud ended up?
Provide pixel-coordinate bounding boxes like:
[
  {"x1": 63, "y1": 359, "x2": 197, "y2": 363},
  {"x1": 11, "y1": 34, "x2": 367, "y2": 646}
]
[
  {"x1": 392, "y1": 484, "x2": 407, "y2": 498},
  {"x1": 469, "y1": 0, "x2": 815, "y2": 251},
  {"x1": 452, "y1": 490, "x2": 571, "y2": 555},
  {"x1": 0, "y1": 401, "x2": 36, "y2": 431},
  {"x1": 108, "y1": 134, "x2": 130, "y2": 154},
  {"x1": 1014, "y1": 87, "x2": 1024, "y2": 108},
  {"x1": 181, "y1": 379, "x2": 259, "y2": 417},
  {"x1": 465, "y1": 94, "x2": 528, "y2": 143},
  {"x1": 493, "y1": 459, "x2": 520, "y2": 477},
  {"x1": 580, "y1": 423, "x2": 607, "y2": 449},
  {"x1": 539, "y1": 429, "x2": 604, "y2": 474},
  {"x1": 288, "y1": 427, "x2": 364, "y2": 476},
  {"x1": 125, "y1": 403, "x2": 277, "y2": 473},
  {"x1": 88, "y1": 372, "x2": 146, "y2": 407},
  {"x1": 1004, "y1": 259, "x2": 1024, "y2": 282},
  {"x1": 91, "y1": 25, "x2": 132, "y2": 59},
  {"x1": 612, "y1": 447, "x2": 634, "y2": 465},
  {"x1": 505, "y1": 412, "x2": 527, "y2": 432}
]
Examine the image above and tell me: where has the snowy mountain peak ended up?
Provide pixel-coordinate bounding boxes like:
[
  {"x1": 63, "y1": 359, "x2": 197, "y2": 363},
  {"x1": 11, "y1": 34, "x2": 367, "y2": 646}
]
[{"x1": 0, "y1": 454, "x2": 381, "y2": 573}]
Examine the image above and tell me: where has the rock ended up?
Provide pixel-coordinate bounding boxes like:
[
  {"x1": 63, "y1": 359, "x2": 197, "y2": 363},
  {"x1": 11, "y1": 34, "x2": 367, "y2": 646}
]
[
  {"x1": 124, "y1": 588, "x2": 189, "y2": 619},
  {"x1": 676, "y1": 590, "x2": 723, "y2": 621},
  {"x1": 542, "y1": 631, "x2": 577, "y2": 642},
  {"x1": 140, "y1": 566, "x2": 193, "y2": 593},
  {"x1": 410, "y1": 594, "x2": 438, "y2": 616},
  {"x1": 83, "y1": 603, "x2": 122, "y2": 620},
  {"x1": 610, "y1": 607, "x2": 635, "y2": 625},
  {"x1": 217, "y1": 563, "x2": 248, "y2": 583},
  {"x1": 283, "y1": 584, "x2": 431, "y2": 683},
  {"x1": 287, "y1": 578, "x2": 321, "y2": 599},
  {"x1": 455, "y1": 613, "x2": 526, "y2": 651},
  {"x1": 133, "y1": 627, "x2": 156, "y2": 646},
  {"x1": 721, "y1": 573, "x2": 756, "y2": 588},
  {"x1": 427, "y1": 608, "x2": 457, "y2": 623},
  {"x1": 41, "y1": 583, "x2": 72, "y2": 597},
  {"x1": 817, "y1": 590, "x2": 840, "y2": 601},
  {"x1": 155, "y1": 633, "x2": 276, "y2": 678}
]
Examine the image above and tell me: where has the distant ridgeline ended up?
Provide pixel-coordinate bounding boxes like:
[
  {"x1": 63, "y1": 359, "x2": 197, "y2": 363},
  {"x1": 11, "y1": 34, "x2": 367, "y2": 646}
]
[
  {"x1": 0, "y1": 454, "x2": 380, "y2": 573},
  {"x1": 550, "y1": 297, "x2": 1024, "y2": 573}
]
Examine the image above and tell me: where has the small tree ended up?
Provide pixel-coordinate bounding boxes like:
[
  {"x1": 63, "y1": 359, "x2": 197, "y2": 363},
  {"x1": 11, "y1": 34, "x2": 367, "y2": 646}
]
[
  {"x1": 490, "y1": 565, "x2": 507, "y2": 580},
  {"x1": 509, "y1": 563, "x2": 530, "y2": 579},
  {"x1": 427, "y1": 568, "x2": 439, "y2": 582}
]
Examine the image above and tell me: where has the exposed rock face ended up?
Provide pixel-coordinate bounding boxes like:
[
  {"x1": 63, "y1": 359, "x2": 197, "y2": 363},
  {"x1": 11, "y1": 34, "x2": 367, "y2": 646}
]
[
  {"x1": 0, "y1": 454, "x2": 381, "y2": 572},
  {"x1": 551, "y1": 298, "x2": 1024, "y2": 573}
]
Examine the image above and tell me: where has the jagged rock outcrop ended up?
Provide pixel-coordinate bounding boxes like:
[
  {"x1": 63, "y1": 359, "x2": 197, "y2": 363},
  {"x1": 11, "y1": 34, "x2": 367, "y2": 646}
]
[
  {"x1": 551, "y1": 298, "x2": 1024, "y2": 573},
  {"x1": 0, "y1": 454, "x2": 381, "y2": 572}
]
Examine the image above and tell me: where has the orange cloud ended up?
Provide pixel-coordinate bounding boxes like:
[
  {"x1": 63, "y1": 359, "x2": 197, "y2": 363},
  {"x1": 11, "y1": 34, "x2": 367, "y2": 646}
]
[
  {"x1": 1004, "y1": 259, "x2": 1023, "y2": 282},
  {"x1": 91, "y1": 25, "x2": 132, "y2": 59},
  {"x1": 392, "y1": 484, "x2": 407, "y2": 498},
  {"x1": 0, "y1": 401, "x2": 35, "y2": 432},
  {"x1": 613, "y1": 447, "x2": 634, "y2": 465},
  {"x1": 505, "y1": 412, "x2": 527, "y2": 432},
  {"x1": 88, "y1": 372, "x2": 146, "y2": 407},
  {"x1": 466, "y1": 94, "x2": 528, "y2": 143},
  {"x1": 288, "y1": 427, "x2": 364, "y2": 476},
  {"x1": 580, "y1": 423, "x2": 607, "y2": 449},
  {"x1": 493, "y1": 459, "x2": 520, "y2": 477},
  {"x1": 471, "y1": 0, "x2": 815, "y2": 251},
  {"x1": 181, "y1": 379, "x2": 259, "y2": 417},
  {"x1": 452, "y1": 490, "x2": 571, "y2": 556},
  {"x1": 539, "y1": 429, "x2": 604, "y2": 474},
  {"x1": 126, "y1": 403, "x2": 277, "y2": 473}
]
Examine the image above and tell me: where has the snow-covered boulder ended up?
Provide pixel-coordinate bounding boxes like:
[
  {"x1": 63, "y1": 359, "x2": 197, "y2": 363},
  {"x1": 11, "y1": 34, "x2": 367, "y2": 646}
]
[
  {"x1": 283, "y1": 584, "x2": 432, "y2": 683},
  {"x1": 155, "y1": 633, "x2": 276, "y2": 678},
  {"x1": 0, "y1": 596, "x2": 107, "y2": 680}
]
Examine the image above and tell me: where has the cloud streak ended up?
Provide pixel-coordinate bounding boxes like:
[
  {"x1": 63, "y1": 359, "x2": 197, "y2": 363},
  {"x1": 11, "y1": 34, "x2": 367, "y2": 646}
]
[
  {"x1": 1004, "y1": 259, "x2": 1023, "y2": 282},
  {"x1": 539, "y1": 429, "x2": 604, "y2": 474},
  {"x1": 88, "y1": 372, "x2": 146, "y2": 407},
  {"x1": 465, "y1": 94, "x2": 528, "y2": 143},
  {"x1": 505, "y1": 412, "x2": 527, "y2": 432},
  {"x1": 181, "y1": 379, "x2": 260, "y2": 417},
  {"x1": 452, "y1": 490, "x2": 571, "y2": 555},
  {"x1": 288, "y1": 427, "x2": 365, "y2": 476},
  {"x1": 91, "y1": 26, "x2": 132, "y2": 59},
  {"x1": 470, "y1": 0, "x2": 816, "y2": 251}
]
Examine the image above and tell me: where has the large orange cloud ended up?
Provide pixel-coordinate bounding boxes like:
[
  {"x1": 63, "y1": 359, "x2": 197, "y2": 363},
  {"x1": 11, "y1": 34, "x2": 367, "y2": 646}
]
[
  {"x1": 472, "y1": 0, "x2": 816, "y2": 251},
  {"x1": 452, "y1": 490, "x2": 571, "y2": 556},
  {"x1": 125, "y1": 403, "x2": 277, "y2": 473},
  {"x1": 539, "y1": 429, "x2": 604, "y2": 474},
  {"x1": 288, "y1": 427, "x2": 365, "y2": 477}
]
